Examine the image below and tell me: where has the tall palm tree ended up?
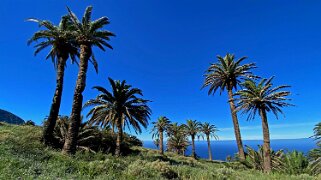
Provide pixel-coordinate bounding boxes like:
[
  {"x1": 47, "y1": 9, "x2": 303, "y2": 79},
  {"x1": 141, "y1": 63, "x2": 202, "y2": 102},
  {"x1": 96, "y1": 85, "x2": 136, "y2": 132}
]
[
  {"x1": 202, "y1": 53, "x2": 257, "y2": 160},
  {"x1": 151, "y1": 116, "x2": 171, "y2": 155},
  {"x1": 200, "y1": 122, "x2": 219, "y2": 160},
  {"x1": 234, "y1": 77, "x2": 292, "y2": 172},
  {"x1": 84, "y1": 78, "x2": 151, "y2": 156},
  {"x1": 62, "y1": 6, "x2": 115, "y2": 154},
  {"x1": 182, "y1": 120, "x2": 201, "y2": 159},
  {"x1": 27, "y1": 16, "x2": 78, "y2": 146}
]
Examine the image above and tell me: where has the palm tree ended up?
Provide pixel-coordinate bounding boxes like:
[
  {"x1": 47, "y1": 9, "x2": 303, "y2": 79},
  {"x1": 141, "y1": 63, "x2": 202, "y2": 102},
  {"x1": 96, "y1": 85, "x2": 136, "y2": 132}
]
[
  {"x1": 151, "y1": 116, "x2": 171, "y2": 155},
  {"x1": 167, "y1": 132, "x2": 189, "y2": 155},
  {"x1": 27, "y1": 16, "x2": 78, "y2": 146},
  {"x1": 234, "y1": 77, "x2": 292, "y2": 172},
  {"x1": 312, "y1": 122, "x2": 321, "y2": 145},
  {"x1": 182, "y1": 120, "x2": 201, "y2": 159},
  {"x1": 83, "y1": 78, "x2": 151, "y2": 156},
  {"x1": 200, "y1": 122, "x2": 219, "y2": 160},
  {"x1": 62, "y1": 6, "x2": 115, "y2": 154},
  {"x1": 202, "y1": 53, "x2": 257, "y2": 160},
  {"x1": 153, "y1": 138, "x2": 160, "y2": 149},
  {"x1": 167, "y1": 123, "x2": 183, "y2": 137},
  {"x1": 52, "y1": 115, "x2": 101, "y2": 153}
]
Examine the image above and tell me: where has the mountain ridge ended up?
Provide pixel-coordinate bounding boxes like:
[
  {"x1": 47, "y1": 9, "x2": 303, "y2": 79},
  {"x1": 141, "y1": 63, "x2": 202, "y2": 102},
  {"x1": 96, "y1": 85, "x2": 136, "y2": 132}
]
[{"x1": 0, "y1": 109, "x2": 24, "y2": 124}]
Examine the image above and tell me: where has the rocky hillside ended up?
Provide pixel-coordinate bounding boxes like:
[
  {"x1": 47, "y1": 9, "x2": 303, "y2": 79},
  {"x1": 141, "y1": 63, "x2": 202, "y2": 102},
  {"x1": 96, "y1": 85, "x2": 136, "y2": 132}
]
[{"x1": 0, "y1": 109, "x2": 24, "y2": 124}]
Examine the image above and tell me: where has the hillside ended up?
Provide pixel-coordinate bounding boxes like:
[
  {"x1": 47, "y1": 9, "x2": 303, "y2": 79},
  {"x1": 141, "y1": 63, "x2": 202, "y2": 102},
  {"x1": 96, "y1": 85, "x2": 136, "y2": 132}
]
[
  {"x1": 0, "y1": 123, "x2": 319, "y2": 180},
  {"x1": 0, "y1": 109, "x2": 24, "y2": 124}
]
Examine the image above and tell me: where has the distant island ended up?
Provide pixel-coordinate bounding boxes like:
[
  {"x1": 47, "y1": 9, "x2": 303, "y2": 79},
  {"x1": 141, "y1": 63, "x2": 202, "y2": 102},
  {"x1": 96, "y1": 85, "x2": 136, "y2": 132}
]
[{"x1": 0, "y1": 109, "x2": 24, "y2": 124}]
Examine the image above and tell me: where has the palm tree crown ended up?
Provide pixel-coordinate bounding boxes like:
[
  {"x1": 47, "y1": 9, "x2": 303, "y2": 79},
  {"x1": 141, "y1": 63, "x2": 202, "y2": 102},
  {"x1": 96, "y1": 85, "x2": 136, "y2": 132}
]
[
  {"x1": 203, "y1": 53, "x2": 257, "y2": 94},
  {"x1": 67, "y1": 6, "x2": 115, "y2": 72},
  {"x1": 84, "y1": 77, "x2": 151, "y2": 134},
  {"x1": 234, "y1": 77, "x2": 292, "y2": 120},
  {"x1": 27, "y1": 16, "x2": 78, "y2": 67},
  {"x1": 200, "y1": 122, "x2": 219, "y2": 140},
  {"x1": 151, "y1": 116, "x2": 171, "y2": 139},
  {"x1": 183, "y1": 120, "x2": 201, "y2": 137}
]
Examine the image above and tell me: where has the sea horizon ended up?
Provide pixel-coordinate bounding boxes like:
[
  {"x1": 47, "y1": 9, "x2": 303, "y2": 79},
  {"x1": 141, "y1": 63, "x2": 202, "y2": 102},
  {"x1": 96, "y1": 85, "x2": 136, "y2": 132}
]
[{"x1": 143, "y1": 138, "x2": 317, "y2": 160}]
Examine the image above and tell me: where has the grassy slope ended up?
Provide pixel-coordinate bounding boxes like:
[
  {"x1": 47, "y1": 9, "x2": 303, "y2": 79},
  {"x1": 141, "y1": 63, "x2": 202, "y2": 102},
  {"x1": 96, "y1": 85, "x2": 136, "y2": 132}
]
[{"x1": 0, "y1": 123, "x2": 318, "y2": 180}]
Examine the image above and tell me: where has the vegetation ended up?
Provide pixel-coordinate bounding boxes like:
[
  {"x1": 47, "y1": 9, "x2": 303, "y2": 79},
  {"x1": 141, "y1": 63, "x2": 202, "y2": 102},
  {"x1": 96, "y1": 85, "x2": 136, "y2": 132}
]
[
  {"x1": 62, "y1": 6, "x2": 115, "y2": 155},
  {"x1": 84, "y1": 78, "x2": 151, "y2": 156},
  {"x1": 199, "y1": 122, "x2": 219, "y2": 160},
  {"x1": 19, "y1": 4, "x2": 320, "y2": 179},
  {"x1": 308, "y1": 122, "x2": 321, "y2": 175},
  {"x1": 166, "y1": 123, "x2": 189, "y2": 155},
  {"x1": 203, "y1": 53, "x2": 257, "y2": 160},
  {"x1": 28, "y1": 16, "x2": 78, "y2": 146},
  {"x1": 1, "y1": 124, "x2": 320, "y2": 179},
  {"x1": 151, "y1": 116, "x2": 171, "y2": 155},
  {"x1": 234, "y1": 77, "x2": 292, "y2": 172},
  {"x1": 242, "y1": 145, "x2": 321, "y2": 176},
  {"x1": 182, "y1": 120, "x2": 201, "y2": 159}
]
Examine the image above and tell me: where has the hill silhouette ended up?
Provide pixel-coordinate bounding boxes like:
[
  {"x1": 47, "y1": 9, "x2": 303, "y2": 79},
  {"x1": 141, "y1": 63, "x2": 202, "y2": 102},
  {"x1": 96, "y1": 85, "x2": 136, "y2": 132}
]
[{"x1": 0, "y1": 109, "x2": 24, "y2": 124}]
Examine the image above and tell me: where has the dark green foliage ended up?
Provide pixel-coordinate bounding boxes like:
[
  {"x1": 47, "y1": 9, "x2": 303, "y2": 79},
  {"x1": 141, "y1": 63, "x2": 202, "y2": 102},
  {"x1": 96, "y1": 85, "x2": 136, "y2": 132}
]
[
  {"x1": 0, "y1": 109, "x2": 24, "y2": 125},
  {"x1": 242, "y1": 145, "x2": 284, "y2": 171},
  {"x1": 282, "y1": 151, "x2": 309, "y2": 175},
  {"x1": 66, "y1": 6, "x2": 115, "y2": 72},
  {"x1": 24, "y1": 120, "x2": 36, "y2": 126},
  {"x1": 309, "y1": 144, "x2": 321, "y2": 160},
  {"x1": 84, "y1": 77, "x2": 151, "y2": 156},
  {"x1": 167, "y1": 123, "x2": 190, "y2": 154},
  {"x1": 84, "y1": 78, "x2": 151, "y2": 133},
  {"x1": 311, "y1": 122, "x2": 321, "y2": 144},
  {"x1": 309, "y1": 122, "x2": 321, "y2": 160},
  {"x1": 242, "y1": 146, "x2": 321, "y2": 176},
  {"x1": 202, "y1": 53, "x2": 257, "y2": 94},
  {"x1": 234, "y1": 77, "x2": 292, "y2": 120},
  {"x1": 48, "y1": 116, "x2": 142, "y2": 155}
]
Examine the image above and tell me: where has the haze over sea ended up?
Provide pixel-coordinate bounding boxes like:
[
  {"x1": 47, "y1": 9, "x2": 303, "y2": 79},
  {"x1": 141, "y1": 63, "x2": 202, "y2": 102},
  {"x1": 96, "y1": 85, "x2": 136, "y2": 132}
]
[{"x1": 144, "y1": 138, "x2": 317, "y2": 160}]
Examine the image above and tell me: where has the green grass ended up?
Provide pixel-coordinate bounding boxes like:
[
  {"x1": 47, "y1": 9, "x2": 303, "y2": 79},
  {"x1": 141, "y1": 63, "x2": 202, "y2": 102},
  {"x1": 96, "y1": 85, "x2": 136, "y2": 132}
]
[{"x1": 0, "y1": 123, "x2": 319, "y2": 180}]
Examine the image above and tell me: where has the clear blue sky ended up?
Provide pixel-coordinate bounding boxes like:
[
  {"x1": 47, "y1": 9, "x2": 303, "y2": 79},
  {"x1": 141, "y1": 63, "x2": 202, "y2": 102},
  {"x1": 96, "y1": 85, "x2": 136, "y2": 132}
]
[{"x1": 0, "y1": 0, "x2": 320, "y2": 140}]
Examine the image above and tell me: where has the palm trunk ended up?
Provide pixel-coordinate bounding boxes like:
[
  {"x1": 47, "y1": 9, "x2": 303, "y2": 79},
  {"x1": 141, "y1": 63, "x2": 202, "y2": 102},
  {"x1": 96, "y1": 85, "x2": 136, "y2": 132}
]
[
  {"x1": 207, "y1": 135, "x2": 212, "y2": 160},
  {"x1": 62, "y1": 44, "x2": 91, "y2": 155},
  {"x1": 43, "y1": 55, "x2": 66, "y2": 146},
  {"x1": 260, "y1": 109, "x2": 271, "y2": 173},
  {"x1": 227, "y1": 88, "x2": 245, "y2": 160},
  {"x1": 191, "y1": 135, "x2": 196, "y2": 159},
  {"x1": 115, "y1": 121, "x2": 123, "y2": 157},
  {"x1": 159, "y1": 130, "x2": 164, "y2": 155}
]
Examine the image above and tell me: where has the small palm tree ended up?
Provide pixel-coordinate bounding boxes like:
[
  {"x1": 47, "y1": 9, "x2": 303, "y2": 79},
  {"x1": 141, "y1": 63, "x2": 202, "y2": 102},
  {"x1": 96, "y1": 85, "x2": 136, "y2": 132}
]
[
  {"x1": 84, "y1": 78, "x2": 151, "y2": 156},
  {"x1": 27, "y1": 16, "x2": 78, "y2": 146},
  {"x1": 53, "y1": 116, "x2": 101, "y2": 153},
  {"x1": 62, "y1": 6, "x2": 115, "y2": 154},
  {"x1": 203, "y1": 53, "x2": 257, "y2": 160},
  {"x1": 167, "y1": 132, "x2": 189, "y2": 155},
  {"x1": 151, "y1": 116, "x2": 171, "y2": 155},
  {"x1": 200, "y1": 122, "x2": 219, "y2": 160},
  {"x1": 182, "y1": 120, "x2": 201, "y2": 159},
  {"x1": 234, "y1": 77, "x2": 292, "y2": 172}
]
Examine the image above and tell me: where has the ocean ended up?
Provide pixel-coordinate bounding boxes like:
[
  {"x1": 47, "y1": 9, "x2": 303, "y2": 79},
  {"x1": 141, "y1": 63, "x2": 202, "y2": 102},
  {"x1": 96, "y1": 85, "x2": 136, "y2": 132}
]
[{"x1": 143, "y1": 138, "x2": 317, "y2": 160}]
